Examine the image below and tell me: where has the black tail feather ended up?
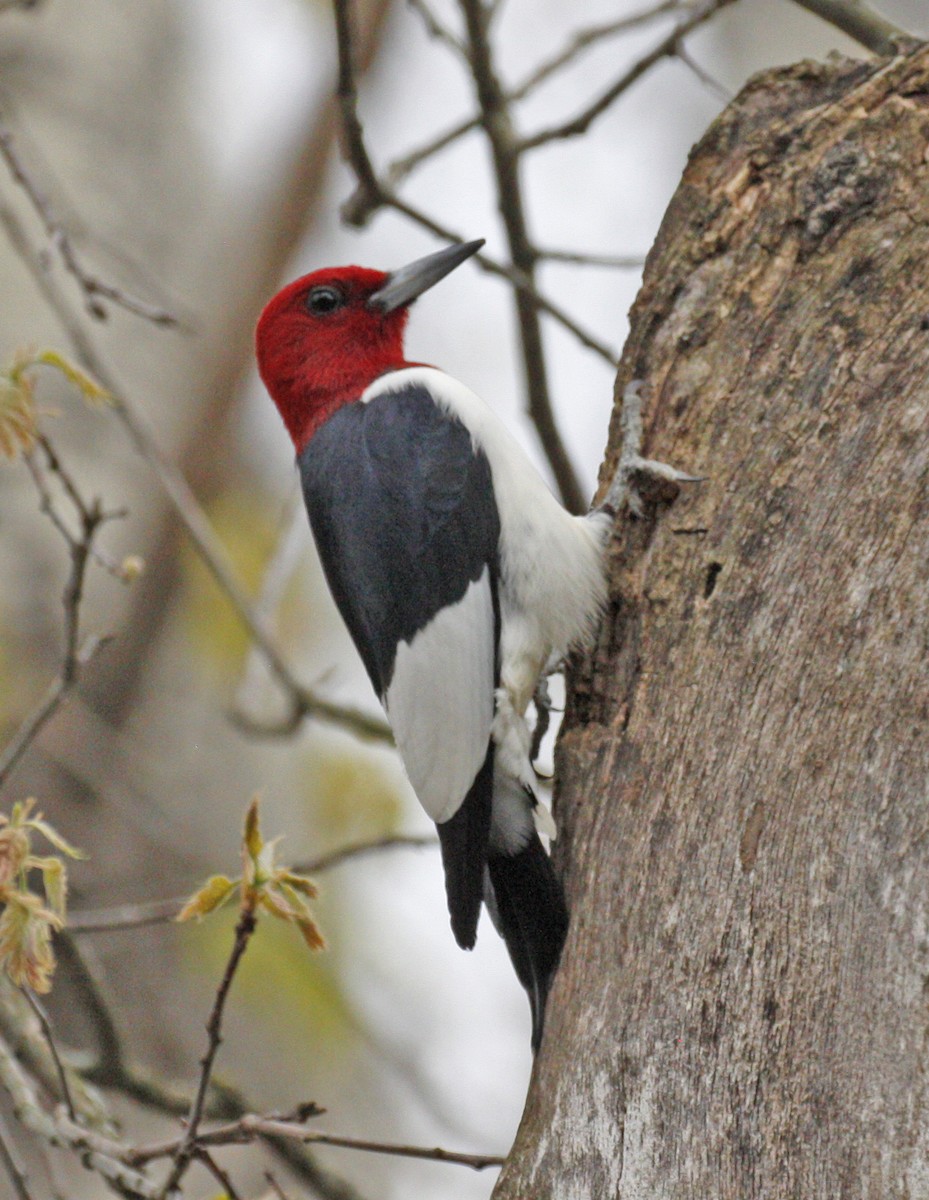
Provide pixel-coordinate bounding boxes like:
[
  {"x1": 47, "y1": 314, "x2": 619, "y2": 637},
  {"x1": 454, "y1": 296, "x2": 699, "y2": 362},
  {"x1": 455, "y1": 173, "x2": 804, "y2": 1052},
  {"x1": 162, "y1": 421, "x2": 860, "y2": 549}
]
[
  {"x1": 487, "y1": 836, "x2": 569, "y2": 1052},
  {"x1": 436, "y1": 744, "x2": 494, "y2": 950}
]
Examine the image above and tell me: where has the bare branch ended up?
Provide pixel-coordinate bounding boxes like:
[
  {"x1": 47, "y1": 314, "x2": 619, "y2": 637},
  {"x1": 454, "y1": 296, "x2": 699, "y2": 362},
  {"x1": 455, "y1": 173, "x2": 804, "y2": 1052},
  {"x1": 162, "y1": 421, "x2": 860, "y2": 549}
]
[
  {"x1": 20, "y1": 989, "x2": 75, "y2": 1121},
  {"x1": 0, "y1": 437, "x2": 117, "y2": 789},
  {"x1": 259, "y1": 1124, "x2": 505, "y2": 1172},
  {"x1": 407, "y1": 0, "x2": 466, "y2": 57},
  {"x1": 675, "y1": 42, "x2": 734, "y2": 102},
  {"x1": 131, "y1": 1113, "x2": 505, "y2": 1173},
  {"x1": 0, "y1": 123, "x2": 178, "y2": 327},
  {"x1": 519, "y1": 0, "x2": 736, "y2": 152},
  {"x1": 346, "y1": 176, "x2": 618, "y2": 369},
  {"x1": 68, "y1": 835, "x2": 438, "y2": 934},
  {"x1": 293, "y1": 833, "x2": 437, "y2": 875},
  {"x1": 230, "y1": 690, "x2": 391, "y2": 743},
  {"x1": 540, "y1": 248, "x2": 645, "y2": 269},
  {"x1": 384, "y1": 113, "x2": 480, "y2": 189},
  {"x1": 385, "y1": 194, "x2": 619, "y2": 363},
  {"x1": 52, "y1": 941, "x2": 364, "y2": 1200},
  {"x1": 333, "y1": 1, "x2": 617, "y2": 382},
  {"x1": 195, "y1": 1147, "x2": 244, "y2": 1200},
  {"x1": 159, "y1": 904, "x2": 258, "y2": 1196},
  {"x1": 787, "y1": 0, "x2": 909, "y2": 54},
  {"x1": 512, "y1": 0, "x2": 683, "y2": 97},
  {"x1": 385, "y1": 1, "x2": 685, "y2": 191},
  {"x1": 334, "y1": 0, "x2": 383, "y2": 216},
  {"x1": 457, "y1": 0, "x2": 586, "y2": 512},
  {"x1": 0, "y1": 635, "x2": 105, "y2": 789}
]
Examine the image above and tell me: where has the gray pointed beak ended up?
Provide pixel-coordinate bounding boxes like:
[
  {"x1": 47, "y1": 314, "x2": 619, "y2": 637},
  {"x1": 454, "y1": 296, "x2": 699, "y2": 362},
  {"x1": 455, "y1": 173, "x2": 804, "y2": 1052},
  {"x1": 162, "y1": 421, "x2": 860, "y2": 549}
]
[{"x1": 369, "y1": 239, "x2": 485, "y2": 313}]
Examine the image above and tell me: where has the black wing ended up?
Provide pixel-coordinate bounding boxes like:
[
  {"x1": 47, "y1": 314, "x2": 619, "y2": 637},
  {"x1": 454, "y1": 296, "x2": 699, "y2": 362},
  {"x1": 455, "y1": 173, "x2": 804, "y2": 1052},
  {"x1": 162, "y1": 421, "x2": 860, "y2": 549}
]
[{"x1": 298, "y1": 382, "x2": 501, "y2": 946}]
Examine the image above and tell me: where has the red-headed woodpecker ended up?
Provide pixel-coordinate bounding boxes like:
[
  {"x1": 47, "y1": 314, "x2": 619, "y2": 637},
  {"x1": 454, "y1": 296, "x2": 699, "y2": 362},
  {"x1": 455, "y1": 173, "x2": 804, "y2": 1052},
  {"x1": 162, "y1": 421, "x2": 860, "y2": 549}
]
[{"x1": 256, "y1": 240, "x2": 610, "y2": 1050}]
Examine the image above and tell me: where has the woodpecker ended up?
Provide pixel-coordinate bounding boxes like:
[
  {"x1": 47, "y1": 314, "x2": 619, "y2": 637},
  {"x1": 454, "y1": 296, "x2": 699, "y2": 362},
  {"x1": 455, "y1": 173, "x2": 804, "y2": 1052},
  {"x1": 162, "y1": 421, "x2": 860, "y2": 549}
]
[{"x1": 256, "y1": 239, "x2": 611, "y2": 1050}]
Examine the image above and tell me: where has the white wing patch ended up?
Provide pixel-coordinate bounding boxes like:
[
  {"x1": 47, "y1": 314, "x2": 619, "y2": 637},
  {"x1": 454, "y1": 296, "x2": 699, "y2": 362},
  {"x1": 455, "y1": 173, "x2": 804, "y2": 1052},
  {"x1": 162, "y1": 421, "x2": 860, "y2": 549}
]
[{"x1": 385, "y1": 568, "x2": 495, "y2": 824}]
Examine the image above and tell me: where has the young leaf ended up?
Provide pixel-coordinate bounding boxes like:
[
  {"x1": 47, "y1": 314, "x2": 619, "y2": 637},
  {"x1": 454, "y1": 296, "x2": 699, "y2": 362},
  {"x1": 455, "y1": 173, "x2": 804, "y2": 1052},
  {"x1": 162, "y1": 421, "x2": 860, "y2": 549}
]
[
  {"x1": 35, "y1": 350, "x2": 111, "y2": 407},
  {"x1": 176, "y1": 875, "x2": 237, "y2": 923}
]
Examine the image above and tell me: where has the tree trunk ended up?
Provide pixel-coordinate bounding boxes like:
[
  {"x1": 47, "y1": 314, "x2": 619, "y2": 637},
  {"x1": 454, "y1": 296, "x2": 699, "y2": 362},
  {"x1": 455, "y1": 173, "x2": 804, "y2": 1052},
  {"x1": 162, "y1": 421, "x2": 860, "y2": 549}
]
[{"x1": 496, "y1": 40, "x2": 929, "y2": 1200}]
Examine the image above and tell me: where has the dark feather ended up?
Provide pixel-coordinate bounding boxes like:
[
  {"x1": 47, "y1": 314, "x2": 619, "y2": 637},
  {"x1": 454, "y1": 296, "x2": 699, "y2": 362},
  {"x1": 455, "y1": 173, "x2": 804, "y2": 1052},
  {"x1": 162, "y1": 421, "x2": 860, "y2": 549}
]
[
  {"x1": 436, "y1": 741, "x2": 495, "y2": 949},
  {"x1": 298, "y1": 384, "x2": 499, "y2": 696},
  {"x1": 487, "y1": 837, "x2": 569, "y2": 1052}
]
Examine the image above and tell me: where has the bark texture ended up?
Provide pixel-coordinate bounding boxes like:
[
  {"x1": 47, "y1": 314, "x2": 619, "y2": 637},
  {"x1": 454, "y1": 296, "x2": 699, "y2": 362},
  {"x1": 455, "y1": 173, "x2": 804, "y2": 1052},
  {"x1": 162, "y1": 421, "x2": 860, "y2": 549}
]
[{"x1": 496, "y1": 41, "x2": 929, "y2": 1200}]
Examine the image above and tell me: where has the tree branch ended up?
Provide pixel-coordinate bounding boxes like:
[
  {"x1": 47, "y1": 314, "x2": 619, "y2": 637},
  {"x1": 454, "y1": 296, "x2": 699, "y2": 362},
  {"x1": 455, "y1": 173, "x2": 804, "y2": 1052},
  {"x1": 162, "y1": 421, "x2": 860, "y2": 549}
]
[
  {"x1": 407, "y1": 0, "x2": 466, "y2": 57},
  {"x1": 518, "y1": 0, "x2": 736, "y2": 151},
  {"x1": 332, "y1": 0, "x2": 619, "y2": 415},
  {"x1": 540, "y1": 248, "x2": 645, "y2": 269},
  {"x1": 19, "y1": 988, "x2": 75, "y2": 1121},
  {"x1": 0, "y1": 436, "x2": 116, "y2": 789},
  {"x1": 159, "y1": 903, "x2": 258, "y2": 1196},
  {"x1": 130, "y1": 1113, "x2": 505, "y2": 1173},
  {"x1": 788, "y1": 0, "x2": 908, "y2": 54},
  {"x1": 0, "y1": 122, "x2": 178, "y2": 327},
  {"x1": 458, "y1": 0, "x2": 585, "y2": 512},
  {"x1": 512, "y1": 0, "x2": 684, "y2": 97}
]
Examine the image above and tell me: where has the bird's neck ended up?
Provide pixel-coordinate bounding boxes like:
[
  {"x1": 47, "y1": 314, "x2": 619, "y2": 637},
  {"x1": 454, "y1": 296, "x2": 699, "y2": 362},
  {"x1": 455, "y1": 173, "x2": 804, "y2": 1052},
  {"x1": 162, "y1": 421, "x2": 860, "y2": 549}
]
[{"x1": 262, "y1": 346, "x2": 409, "y2": 454}]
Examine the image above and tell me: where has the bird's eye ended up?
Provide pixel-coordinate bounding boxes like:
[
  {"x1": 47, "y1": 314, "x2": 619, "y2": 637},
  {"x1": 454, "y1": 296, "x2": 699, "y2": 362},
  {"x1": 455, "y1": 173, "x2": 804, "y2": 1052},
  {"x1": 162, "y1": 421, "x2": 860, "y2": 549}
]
[{"x1": 306, "y1": 285, "x2": 344, "y2": 316}]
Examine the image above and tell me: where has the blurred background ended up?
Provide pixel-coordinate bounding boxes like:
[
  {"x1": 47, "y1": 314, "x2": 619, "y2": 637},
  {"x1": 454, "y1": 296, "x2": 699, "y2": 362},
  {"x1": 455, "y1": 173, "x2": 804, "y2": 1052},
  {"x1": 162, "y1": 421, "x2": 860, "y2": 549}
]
[{"x1": 0, "y1": 1, "x2": 925, "y2": 1196}]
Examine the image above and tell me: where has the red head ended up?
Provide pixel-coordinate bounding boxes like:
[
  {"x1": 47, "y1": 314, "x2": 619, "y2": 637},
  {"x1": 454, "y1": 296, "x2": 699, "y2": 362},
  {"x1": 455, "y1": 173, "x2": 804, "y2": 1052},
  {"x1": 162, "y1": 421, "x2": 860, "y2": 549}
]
[{"x1": 256, "y1": 240, "x2": 484, "y2": 453}]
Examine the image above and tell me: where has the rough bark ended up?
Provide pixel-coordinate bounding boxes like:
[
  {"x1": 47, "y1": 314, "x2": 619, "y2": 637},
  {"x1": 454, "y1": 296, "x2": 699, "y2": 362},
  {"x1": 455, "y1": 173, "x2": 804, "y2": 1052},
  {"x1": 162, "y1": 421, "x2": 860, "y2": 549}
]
[{"x1": 496, "y1": 41, "x2": 929, "y2": 1200}]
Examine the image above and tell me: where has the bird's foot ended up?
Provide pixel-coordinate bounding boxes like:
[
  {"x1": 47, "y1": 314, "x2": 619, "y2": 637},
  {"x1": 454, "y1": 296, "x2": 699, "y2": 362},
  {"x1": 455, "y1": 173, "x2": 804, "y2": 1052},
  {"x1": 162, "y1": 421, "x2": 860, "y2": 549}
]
[{"x1": 598, "y1": 380, "x2": 704, "y2": 518}]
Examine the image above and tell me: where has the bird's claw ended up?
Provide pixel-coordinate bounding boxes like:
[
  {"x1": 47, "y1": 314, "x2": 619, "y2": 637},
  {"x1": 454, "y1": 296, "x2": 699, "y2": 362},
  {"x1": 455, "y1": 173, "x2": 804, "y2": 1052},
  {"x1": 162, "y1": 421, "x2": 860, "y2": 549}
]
[{"x1": 598, "y1": 379, "x2": 704, "y2": 518}]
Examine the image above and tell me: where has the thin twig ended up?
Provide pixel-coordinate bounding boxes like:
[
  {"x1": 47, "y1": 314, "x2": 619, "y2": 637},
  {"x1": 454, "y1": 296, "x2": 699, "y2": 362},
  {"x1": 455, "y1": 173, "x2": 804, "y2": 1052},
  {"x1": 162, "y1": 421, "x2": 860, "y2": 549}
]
[
  {"x1": 0, "y1": 636, "x2": 106, "y2": 787},
  {"x1": 385, "y1": 0, "x2": 684, "y2": 189},
  {"x1": 294, "y1": 833, "x2": 437, "y2": 875},
  {"x1": 674, "y1": 43, "x2": 733, "y2": 102},
  {"x1": 195, "y1": 1147, "x2": 244, "y2": 1200},
  {"x1": 332, "y1": 2, "x2": 617, "y2": 375},
  {"x1": 457, "y1": 0, "x2": 585, "y2": 511},
  {"x1": 265, "y1": 1170, "x2": 294, "y2": 1200},
  {"x1": 20, "y1": 988, "x2": 75, "y2": 1120},
  {"x1": 160, "y1": 903, "x2": 258, "y2": 1196},
  {"x1": 519, "y1": 0, "x2": 736, "y2": 151},
  {"x1": 0, "y1": 976, "x2": 107, "y2": 1128},
  {"x1": 131, "y1": 1113, "x2": 505, "y2": 1173},
  {"x1": 264, "y1": 1126, "x2": 505, "y2": 1172},
  {"x1": 0, "y1": 436, "x2": 116, "y2": 789},
  {"x1": 230, "y1": 692, "x2": 391, "y2": 742},
  {"x1": 68, "y1": 835, "x2": 438, "y2": 933},
  {"x1": 382, "y1": 192, "x2": 618, "y2": 363},
  {"x1": 334, "y1": 0, "x2": 382, "y2": 213},
  {"x1": 53, "y1": 936, "x2": 127, "y2": 1085},
  {"x1": 540, "y1": 248, "x2": 646, "y2": 269},
  {"x1": 788, "y1": 0, "x2": 907, "y2": 54},
  {"x1": 0, "y1": 123, "x2": 178, "y2": 326},
  {"x1": 407, "y1": 0, "x2": 465, "y2": 57},
  {"x1": 512, "y1": 0, "x2": 683, "y2": 97},
  {"x1": 384, "y1": 113, "x2": 480, "y2": 189},
  {"x1": 52, "y1": 941, "x2": 363, "y2": 1200},
  {"x1": 0, "y1": 1113, "x2": 33, "y2": 1200}
]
